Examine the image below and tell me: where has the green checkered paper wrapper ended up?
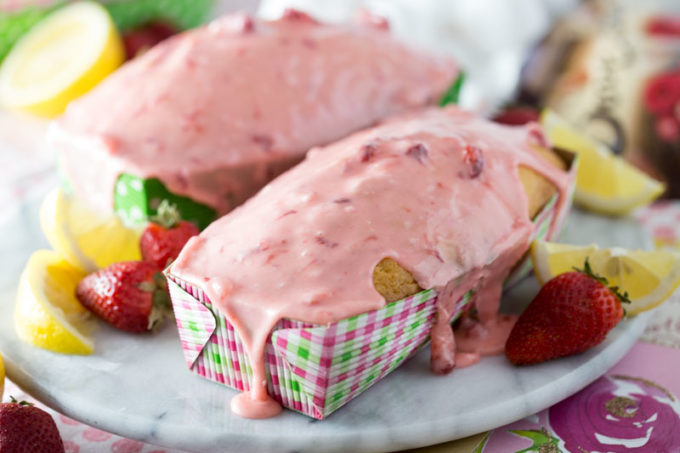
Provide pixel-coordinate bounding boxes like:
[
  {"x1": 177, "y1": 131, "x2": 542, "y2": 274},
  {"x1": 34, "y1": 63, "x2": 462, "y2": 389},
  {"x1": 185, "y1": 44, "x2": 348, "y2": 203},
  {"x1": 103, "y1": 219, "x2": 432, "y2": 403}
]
[
  {"x1": 113, "y1": 174, "x2": 217, "y2": 230},
  {"x1": 166, "y1": 150, "x2": 578, "y2": 420}
]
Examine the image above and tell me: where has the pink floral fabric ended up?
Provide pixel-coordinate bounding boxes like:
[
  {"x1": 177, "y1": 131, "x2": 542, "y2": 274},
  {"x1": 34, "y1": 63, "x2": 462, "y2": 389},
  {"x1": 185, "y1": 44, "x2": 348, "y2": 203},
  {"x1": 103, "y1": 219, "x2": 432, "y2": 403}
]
[{"x1": 477, "y1": 342, "x2": 680, "y2": 452}]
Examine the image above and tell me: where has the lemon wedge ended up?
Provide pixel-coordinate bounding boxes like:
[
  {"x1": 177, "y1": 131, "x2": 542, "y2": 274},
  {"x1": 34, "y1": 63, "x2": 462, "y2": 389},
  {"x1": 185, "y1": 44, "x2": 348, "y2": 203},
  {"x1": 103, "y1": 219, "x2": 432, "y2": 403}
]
[
  {"x1": 40, "y1": 188, "x2": 142, "y2": 273},
  {"x1": 0, "y1": 2, "x2": 124, "y2": 117},
  {"x1": 541, "y1": 111, "x2": 664, "y2": 216},
  {"x1": 531, "y1": 240, "x2": 680, "y2": 315},
  {"x1": 14, "y1": 250, "x2": 93, "y2": 354}
]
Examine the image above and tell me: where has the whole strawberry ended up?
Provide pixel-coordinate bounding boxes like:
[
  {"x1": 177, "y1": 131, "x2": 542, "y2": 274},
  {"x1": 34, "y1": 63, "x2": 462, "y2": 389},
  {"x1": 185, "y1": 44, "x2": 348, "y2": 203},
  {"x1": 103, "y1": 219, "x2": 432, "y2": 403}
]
[
  {"x1": 0, "y1": 398, "x2": 64, "y2": 453},
  {"x1": 76, "y1": 261, "x2": 171, "y2": 333},
  {"x1": 123, "y1": 21, "x2": 177, "y2": 60},
  {"x1": 492, "y1": 106, "x2": 540, "y2": 126},
  {"x1": 140, "y1": 200, "x2": 200, "y2": 269},
  {"x1": 506, "y1": 260, "x2": 629, "y2": 365}
]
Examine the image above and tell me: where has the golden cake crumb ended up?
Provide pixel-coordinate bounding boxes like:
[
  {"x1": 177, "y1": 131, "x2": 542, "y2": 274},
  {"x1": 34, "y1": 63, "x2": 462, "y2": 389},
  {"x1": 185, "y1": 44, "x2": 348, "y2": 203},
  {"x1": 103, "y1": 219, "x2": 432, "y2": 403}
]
[{"x1": 372, "y1": 257, "x2": 423, "y2": 302}]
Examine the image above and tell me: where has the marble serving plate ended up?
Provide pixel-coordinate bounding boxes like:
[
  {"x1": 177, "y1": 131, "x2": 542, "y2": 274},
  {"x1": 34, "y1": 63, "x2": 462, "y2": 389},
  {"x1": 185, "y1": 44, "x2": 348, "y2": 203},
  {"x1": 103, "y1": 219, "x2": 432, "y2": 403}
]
[{"x1": 0, "y1": 194, "x2": 650, "y2": 453}]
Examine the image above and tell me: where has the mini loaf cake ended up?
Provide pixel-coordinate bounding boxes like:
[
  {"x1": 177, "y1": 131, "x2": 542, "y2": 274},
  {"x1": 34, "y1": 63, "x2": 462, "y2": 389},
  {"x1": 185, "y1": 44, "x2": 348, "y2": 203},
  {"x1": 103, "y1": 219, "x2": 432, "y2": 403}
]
[
  {"x1": 168, "y1": 106, "x2": 573, "y2": 419},
  {"x1": 49, "y1": 10, "x2": 458, "y2": 228}
]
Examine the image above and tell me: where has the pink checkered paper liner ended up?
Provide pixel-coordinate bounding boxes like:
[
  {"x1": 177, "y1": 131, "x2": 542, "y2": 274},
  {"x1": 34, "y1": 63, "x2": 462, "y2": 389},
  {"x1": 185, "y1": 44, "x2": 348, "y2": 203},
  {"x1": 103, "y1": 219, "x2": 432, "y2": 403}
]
[
  {"x1": 168, "y1": 277, "x2": 453, "y2": 419},
  {"x1": 167, "y1": 150, "x2": 577, "y2": 419}
]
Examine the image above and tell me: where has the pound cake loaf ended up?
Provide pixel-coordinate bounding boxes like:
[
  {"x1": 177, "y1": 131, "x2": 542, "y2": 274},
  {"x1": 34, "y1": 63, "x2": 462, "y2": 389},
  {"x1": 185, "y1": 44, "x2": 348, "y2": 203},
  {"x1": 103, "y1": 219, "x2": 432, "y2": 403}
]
[
  {"x1": 49, "y1": 9, "x2": 457, "y2": 228},
  {"x1": 167, "y1": 106, "x2": 575, "y2": 419}
]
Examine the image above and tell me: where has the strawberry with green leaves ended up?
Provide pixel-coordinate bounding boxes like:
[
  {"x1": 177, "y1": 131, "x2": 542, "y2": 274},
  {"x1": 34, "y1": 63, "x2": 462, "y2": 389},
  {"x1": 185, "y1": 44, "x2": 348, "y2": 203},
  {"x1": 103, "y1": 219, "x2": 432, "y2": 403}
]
[
  {"x1": 506, "y1": 259, "x2": 629, "y2": 365},
  {"x1": 0, "y1": 397, "x2": 64, "y2": 453},
  {"x1": 76, "y1": 261, "x2": 171, "y2": 333},
  {"x1": 140, "y1": 200, "x2": 200, "y2": 269}
]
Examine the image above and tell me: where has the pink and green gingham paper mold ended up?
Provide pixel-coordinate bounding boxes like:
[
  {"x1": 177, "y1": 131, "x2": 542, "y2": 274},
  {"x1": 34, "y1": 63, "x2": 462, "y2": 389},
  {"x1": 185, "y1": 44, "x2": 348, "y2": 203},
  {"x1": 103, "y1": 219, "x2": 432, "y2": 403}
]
[
  {"x1": 166, "y1": 150, "x2": 577, "y2": 420},
  {"x1": 167, "y1": 279, "x2": 461, "y2": 419}
]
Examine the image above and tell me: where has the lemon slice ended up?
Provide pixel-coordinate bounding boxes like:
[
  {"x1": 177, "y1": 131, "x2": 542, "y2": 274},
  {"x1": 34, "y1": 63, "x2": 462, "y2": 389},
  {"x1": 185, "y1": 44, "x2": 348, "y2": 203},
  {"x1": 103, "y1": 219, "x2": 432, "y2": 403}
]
[
  {"x1": 531, "y1": 240, "x2": 680, "y2": 315},
  {"x1": 40, "y1": 188, "x2": 142, "y2": 273},
  {"x1": 0, "y1": 2, "x2": 124, "y2": 117},
  {"x1": 541, "y1": 111, "x2": 664, "y2": 216},
  {"x1": 14, "y1": 250, "x2": 94, "y2": 354}
]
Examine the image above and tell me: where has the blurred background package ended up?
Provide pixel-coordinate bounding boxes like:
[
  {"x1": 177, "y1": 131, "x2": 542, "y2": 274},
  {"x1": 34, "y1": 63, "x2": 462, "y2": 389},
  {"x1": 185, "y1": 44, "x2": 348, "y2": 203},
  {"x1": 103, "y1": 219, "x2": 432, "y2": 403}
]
[
  {"x1": 259, "y1": 0, "x2": 580, "y2": 113},
  {"x1": 520, "y1": 0, "x2": 680, "y2": 196}
]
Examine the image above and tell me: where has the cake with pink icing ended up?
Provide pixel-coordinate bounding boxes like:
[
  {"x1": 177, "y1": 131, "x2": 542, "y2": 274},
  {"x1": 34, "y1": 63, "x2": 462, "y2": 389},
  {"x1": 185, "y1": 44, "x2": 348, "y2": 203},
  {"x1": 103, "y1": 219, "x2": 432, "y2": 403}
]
[
  {"x1": 49, "y1": 9, "x2": 458, "y2": 228},
  {"x1": 166, "y1": 106, "x2": 576, "y2": 419}
]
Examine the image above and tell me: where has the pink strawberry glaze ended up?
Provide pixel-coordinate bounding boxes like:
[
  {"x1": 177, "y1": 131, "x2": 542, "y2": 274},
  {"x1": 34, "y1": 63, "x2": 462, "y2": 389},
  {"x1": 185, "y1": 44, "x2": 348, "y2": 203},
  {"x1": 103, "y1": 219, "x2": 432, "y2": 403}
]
[
  {"x1": 169, "y1": 107, "x2": 572, "y2": 418},
  {"x1": 454, "y1": 353, "x2": 481, "y2": 369},
  {"x1": 453, "y1": 313, "x2": 518, "y2": 366},
  {"x1": 231, "y1": 388, "x2": 282, "y2": 419},
  {"x1": 49, "y1": 10, "x2": 456, "y2": 216}
]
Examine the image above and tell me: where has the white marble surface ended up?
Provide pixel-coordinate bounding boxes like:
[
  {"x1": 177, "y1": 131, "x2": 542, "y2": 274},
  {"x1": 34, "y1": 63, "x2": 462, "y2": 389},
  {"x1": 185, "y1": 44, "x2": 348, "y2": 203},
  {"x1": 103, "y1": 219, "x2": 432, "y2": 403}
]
[{"x1": 0, "y1": 197, "x2": 651, "y2": 452}]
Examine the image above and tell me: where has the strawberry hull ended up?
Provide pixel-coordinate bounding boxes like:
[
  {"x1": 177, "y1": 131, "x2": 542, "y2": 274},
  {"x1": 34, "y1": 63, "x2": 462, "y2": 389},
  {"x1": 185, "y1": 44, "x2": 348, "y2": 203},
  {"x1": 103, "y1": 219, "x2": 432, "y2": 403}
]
[{"x1": 166, "y1": 149, "x2": 577, "y2": 419}]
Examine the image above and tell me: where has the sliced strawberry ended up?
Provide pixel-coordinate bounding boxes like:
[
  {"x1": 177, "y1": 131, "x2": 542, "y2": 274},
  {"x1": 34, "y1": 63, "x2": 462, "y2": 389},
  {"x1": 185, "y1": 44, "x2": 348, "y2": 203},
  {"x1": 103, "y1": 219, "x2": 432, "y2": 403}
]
[
  {"x1": 459, "y1": 144, "x2": 484, "y2": 179},
  {"x1": 76, "y1": 261, "x2": 171, "y2": 333},
  {"x1": 506, "y1": 259, "x2": 628, "y2": 365}
]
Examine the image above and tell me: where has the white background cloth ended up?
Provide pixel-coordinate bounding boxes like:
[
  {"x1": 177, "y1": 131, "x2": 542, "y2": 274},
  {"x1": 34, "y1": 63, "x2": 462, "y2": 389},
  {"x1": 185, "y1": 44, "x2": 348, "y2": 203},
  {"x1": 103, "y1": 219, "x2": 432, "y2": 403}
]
[{"x1": 257, "y1": 0, "x2": 580, "y2": 113}]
